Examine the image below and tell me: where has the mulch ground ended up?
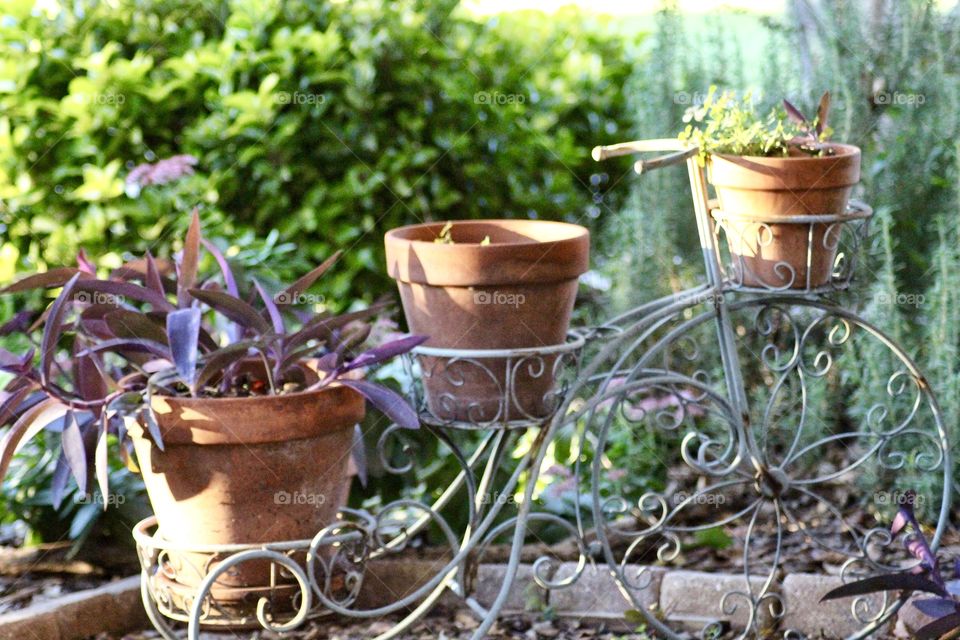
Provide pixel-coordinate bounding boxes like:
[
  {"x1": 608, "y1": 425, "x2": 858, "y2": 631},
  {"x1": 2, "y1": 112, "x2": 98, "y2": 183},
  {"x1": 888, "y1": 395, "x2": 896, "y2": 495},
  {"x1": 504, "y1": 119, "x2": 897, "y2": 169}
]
[{"x1": 88, "y1": 614, "x2": 650, "y2": 639}]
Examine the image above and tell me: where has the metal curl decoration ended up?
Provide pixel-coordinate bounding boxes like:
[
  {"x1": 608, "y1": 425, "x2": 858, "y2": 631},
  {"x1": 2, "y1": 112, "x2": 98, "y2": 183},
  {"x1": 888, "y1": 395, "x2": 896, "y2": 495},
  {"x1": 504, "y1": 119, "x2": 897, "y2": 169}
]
[{"x1": 135, "y1": 142, "x2": 946, "y2": 640}]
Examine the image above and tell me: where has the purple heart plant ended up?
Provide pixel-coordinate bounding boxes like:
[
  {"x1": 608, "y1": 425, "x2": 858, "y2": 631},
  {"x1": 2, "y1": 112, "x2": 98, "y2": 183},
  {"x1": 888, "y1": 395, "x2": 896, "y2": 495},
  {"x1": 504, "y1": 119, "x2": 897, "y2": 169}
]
[
  {"x1": 821, "y1": 491, "x2": 960, "y2": 639},
  {"x1": 0, "y1": 210, "x2": 425, "y2": 508}
]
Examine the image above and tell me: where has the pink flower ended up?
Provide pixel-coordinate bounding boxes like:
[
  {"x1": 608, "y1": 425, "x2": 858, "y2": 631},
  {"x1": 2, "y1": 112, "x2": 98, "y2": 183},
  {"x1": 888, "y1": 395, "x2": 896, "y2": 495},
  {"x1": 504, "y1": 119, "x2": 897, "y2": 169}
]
[{"x1": 126, "y1": 155, "x2": 198, "y2": 188}]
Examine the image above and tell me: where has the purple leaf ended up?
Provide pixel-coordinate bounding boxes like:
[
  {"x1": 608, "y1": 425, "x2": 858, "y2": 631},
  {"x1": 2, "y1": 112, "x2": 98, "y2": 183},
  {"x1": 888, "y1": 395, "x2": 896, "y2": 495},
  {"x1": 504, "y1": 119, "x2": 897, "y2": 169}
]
[
  {"x1": 61, "y1": 410, "x2": 87, "y2": 495},
  {"x1": 145, "y1": 251, "x2": 166, "y2": 297},
  {"x1": 0, "y1": 268, "x2": 88, "y2": 295},
  {"x1": 76, "y1": 249, "x2": 96, "y2": 275},
  {"x1": 816, "y1": 91, "x2": 831, "y2": 136},
  {"x1": 287, "y1": 304, "x2": 389, "y2": 351},
  {"x1": 0, "y1": 347, "x2": 34, "y2": 376},
  {"x1": 351, "y1": 424, "x2": 367, "y2": 488},
  {"x1": 820, "y1": 572, "x2": 947, "y2": 601},
  {"x1": 194, "y1": 341, "x2": 258, "y2": 392},
  {"x1": 948, "y1": 579, "x2": 960, "y2": 597},
  {"x1": 189, "y1": 289, "x2": 271, "y2": 333},
  {"x1": 783, "y1": 99, "x2": 808, "y2": 127},
  {"x1": 315, "y1": 352, "x2": 341, "y2": 372},
  {"x1": 0, "y1": 399, "x2": 59, "y2": 481},
  {"x1": 254, "y1": 279, "x2": 284, "y2": 334},
  {"x1": 105, "y1": 310, "x2": 169, "y2": 344},
  {"x1": 0, "y1": 311, "x2": 35, "y2": 336},
  {"x1": 177, "y1": 209, "x2": 201, "y2": 308},
  {"x1": 50, "y1": 454, "x2": 71, "y2": 509},
  {"x1": 141, "y1": 406, "x2": 165, "y2": 452},
  {"x1": 279, "y1": 250, "x2": 342, "y2": 304},
  {"x1": 200, "y1": 239, "x2": 239, "y2": 297},
  {"x1": 79, "y1": 338, "x2": 171, "y2": 360},
  {"x1": 40, "y1": 273, "x2": 81, "y2": 389},
  {"x1": 72, "y1": 337, "x2": 109, "y2": 405},
  {"x1": 0, "y1": 386, "x2": 36, "y2": 427},
  {"x1": 891, "y1": 490, "x2": 943, "y2": 586},
  {"x1": 914, "y1": 597, "x2": 959, "y2": 619},
  {"x1": 95, "y1": 415, "x2": 109, "y2": 511},
  {"x1": 338, "y1": 379, "x2": 419, "y2": 429},
  {"x1": 74, "y1": 280, "x2": 172, "y2": 311},
  {"x1": 343, "y1": 335, "x2": 428, "y2": 371},
  {"x1": 914, "y1": 612, "x2": 960, "y2": 640},
  {"x1": 166, "y1": 308, "x2": 202, "y2": 391}
]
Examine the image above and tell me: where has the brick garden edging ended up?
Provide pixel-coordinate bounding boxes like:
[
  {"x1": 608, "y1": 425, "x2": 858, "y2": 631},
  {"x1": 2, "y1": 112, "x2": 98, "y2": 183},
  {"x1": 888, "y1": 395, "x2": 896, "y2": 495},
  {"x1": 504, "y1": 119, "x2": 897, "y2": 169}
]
[
  {"x1": 0, "y1": 563, "x2": 914, "y2": 639},
  {"x1": 0, "y1": 575, "x2": 146, "y2": 640}
]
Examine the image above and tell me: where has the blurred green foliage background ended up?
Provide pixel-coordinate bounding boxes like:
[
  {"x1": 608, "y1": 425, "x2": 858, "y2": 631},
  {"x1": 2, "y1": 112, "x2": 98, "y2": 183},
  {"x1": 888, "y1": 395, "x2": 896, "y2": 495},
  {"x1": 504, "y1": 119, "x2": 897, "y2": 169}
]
[
  {"x1": 0, "y1": 0, "x2": 636, "y2": 299},
  {"x1": 3, "y1": 0, "x2": 960, "y2": 550}
]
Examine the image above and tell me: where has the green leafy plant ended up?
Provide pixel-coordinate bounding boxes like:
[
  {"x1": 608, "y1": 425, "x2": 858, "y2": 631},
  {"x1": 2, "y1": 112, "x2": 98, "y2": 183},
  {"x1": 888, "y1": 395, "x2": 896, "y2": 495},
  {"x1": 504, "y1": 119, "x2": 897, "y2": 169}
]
[
  {"x1": 0, "y1": 0, "x2": 636, "y2": 308},
  {"x1": 0, "y1": 210, "x2": 424, "y2": 508},
  {"x1": 433, "y1": 222, "x2": 490, "y2": 245},
  {"x1": 679, "y1": 87, "x2": 834, "y2": 163}
]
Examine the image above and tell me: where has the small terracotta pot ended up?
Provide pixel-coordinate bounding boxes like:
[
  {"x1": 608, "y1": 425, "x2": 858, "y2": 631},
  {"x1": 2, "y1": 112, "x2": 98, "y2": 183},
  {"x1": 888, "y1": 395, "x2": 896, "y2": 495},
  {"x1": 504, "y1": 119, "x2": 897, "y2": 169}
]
[
  {"x1": 385, "y1": 220, "x2": 589, "y2": 422},
  {"x1": 709, "y1": 143, "x2": 861, "y2": 289},
  {"x1": 128, "y1": 382, "x2": 364, "y2": 596}
]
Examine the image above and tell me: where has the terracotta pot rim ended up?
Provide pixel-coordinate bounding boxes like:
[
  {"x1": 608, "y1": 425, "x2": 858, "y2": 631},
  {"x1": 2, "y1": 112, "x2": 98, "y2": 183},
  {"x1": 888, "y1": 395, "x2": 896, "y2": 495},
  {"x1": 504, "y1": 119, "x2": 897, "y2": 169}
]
[
  {"x1": 132, "y1": 383, "x2": 365, "y2": 446},
  {"x1": 709, "y1": 143, "x2": 861, "y2": 192},
  {"x1": 385, "y1": 219, "x2": 589, "y2": 248},
  {"x1": 712, "y1": 142, "x2": 860, "y2": 163},
  {"x1": 385, "y1": 219, "x2": 590, "y2": 286},
  {"x1": 150, "y1": 379, "x2": 350, "y2": 406}
]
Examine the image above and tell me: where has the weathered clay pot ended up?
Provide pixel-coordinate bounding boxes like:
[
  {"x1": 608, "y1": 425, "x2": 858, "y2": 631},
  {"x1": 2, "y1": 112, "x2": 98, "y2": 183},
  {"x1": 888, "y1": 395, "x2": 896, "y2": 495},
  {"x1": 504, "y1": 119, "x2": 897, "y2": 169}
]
[
  {"x1": 709, "y1": 143, "x2": 861, "y2": 289},
  {"x1": 128, "y1": 382, "x2": 364, "y2": 596},
  {"x1": 385, "y1": 220, "x2": 589, "y2": 423}
]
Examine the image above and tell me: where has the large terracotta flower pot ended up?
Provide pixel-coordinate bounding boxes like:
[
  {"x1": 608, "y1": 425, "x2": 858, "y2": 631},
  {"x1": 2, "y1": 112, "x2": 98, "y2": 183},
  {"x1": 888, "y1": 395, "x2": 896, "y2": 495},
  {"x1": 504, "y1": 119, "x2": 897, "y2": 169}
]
[
  {"x1": 709, "y1": 143, "x2": 861, "y2": 289},
  {"x1": 128, "y1": 382, "x2": 364, "y2": 598},
  {"x1": 385, "y1": 220, "x2": 589, "y2": 423}
]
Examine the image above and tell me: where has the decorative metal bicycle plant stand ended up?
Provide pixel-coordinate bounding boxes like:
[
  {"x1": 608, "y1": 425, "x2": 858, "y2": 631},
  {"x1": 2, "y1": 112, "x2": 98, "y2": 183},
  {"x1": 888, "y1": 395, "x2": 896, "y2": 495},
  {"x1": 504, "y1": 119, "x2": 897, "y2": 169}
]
[{"x1": 135, "y1": 139, "x2": 951, "y2": 640}]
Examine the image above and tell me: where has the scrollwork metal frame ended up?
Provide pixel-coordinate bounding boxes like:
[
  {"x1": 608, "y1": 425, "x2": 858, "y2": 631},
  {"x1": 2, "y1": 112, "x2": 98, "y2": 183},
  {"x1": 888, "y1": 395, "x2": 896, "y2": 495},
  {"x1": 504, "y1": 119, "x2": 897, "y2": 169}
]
[{"x1": 136, "y1": 139, "x2": 950, "y2": 640}]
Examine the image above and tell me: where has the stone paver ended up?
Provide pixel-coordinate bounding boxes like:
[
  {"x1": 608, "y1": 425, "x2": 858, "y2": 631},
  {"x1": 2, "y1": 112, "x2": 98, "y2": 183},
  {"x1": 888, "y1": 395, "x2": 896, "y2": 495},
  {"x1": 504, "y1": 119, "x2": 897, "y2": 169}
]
[
  {"x1": 659, "y1": 569, "x2": 778, "y2": 632},
  {"x1": 0, "y1": 575, "x2": 144, "y2": 640},
  {"x1": 782, "y1": 573, "x2": 890, "y2": 638},
  {"x1": 549, "y1": 562, "x2": 664, "y2": 622}
]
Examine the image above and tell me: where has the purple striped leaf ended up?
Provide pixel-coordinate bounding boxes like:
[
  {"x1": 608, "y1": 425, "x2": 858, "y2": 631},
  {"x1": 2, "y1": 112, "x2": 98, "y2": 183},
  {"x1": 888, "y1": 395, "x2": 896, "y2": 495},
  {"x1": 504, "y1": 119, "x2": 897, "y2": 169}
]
[
  {"x1": 815, "y1": 91, "x2": 831, "y2": 136},
  {"x1": 40, "y1": 273, "x2": 81, "y2": 388},
  {"x1": 145, "y1": 251, "x2": 167, "y2": 297},
  {"x1": 79, "y1": 338, "x2": 171, "y2": 360},
  {"x1": 915, "y1": 612, "x2": 960, "y2": 640},
  {"x1": 141, "y1": 406, "x2": 165, "y2": 452},
  {"x1": 279, "y1": 250, "x2": 342, "y2": 304},
  {"x1": 106, "y1": 310, "x2": 169, "y2": 344},
  {"x1": 61, "y1": 409, "x2": 87, "y2": 495},
  {"x1": 343, "y1": 335, "x2": 427, "y2": 371},
  {"x1": 177, "y1": 209, "x2": 201, "y2": 308},
  {"x1": 338, "y1": 379, "x2": 419, "y2": 429},
  {"x1": 50, "y1": 453, "x2": 71, "y2": 509},
  {"x1": 914, "y1": 597, "x2": 959, "y2": 619},
  {"x1": 166, "y1": 308, "x2": 202, "y2": 391},
  {"x1": 254, "y1": 279, "x2": 284, "y2": 334},
  {"x1": 0, "y1": 268, "x2": 88, "y2": 294},
  {"x1": 783, "y1": 99, "x2": 808, "y2": 127},
  {"x1": 95, "y1": 414, "x2": 109, "y2": 511},
  {"x1": 200, "y1": 239, "x2": 239, "y2": 297},
  {"x1": 74, "y1": 280, "x2": 172, "y2": 310},
  {"x1": 194, "y1": 341, "x2": 259, "y2": 392},
  {"x1": 189, "y1": 289, "x2": 271, "y2": 333}
]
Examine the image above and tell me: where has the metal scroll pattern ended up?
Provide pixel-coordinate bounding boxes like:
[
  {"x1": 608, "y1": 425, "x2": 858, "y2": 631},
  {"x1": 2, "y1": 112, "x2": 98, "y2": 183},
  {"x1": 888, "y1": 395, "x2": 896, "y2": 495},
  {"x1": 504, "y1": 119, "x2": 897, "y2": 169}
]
[{"x1": 560, "y1": 296, "x2": 950, "y2": 640}]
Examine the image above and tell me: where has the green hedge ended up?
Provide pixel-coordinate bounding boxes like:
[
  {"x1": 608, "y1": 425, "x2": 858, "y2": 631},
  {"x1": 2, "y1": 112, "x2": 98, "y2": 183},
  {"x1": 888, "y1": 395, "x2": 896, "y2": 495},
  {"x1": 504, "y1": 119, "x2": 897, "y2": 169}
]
[{"x1": 0, "y1": 0, "x2": 638, "y2": 304}]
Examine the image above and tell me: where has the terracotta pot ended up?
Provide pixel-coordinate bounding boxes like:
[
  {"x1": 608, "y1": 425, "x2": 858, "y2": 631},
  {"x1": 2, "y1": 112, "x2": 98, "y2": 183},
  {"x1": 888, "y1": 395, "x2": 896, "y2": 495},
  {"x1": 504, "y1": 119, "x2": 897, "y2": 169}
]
[
  {"x1": 385, "y1": 220, "x2": 589, "y2": 422},
  {"x1": 128, "y1": 382, "x2": 364, "y2": 596},
  {"x1": 708, "y1": 143, "x2": 861, "y2": 289}
]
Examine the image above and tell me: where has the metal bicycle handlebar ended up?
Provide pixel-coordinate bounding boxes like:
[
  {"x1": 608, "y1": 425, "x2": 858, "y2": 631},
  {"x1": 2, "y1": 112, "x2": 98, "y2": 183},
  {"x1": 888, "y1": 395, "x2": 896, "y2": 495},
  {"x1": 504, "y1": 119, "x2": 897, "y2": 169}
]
[{"x1": 591, "y1": 138, "x2": 699, "y2": 174}]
